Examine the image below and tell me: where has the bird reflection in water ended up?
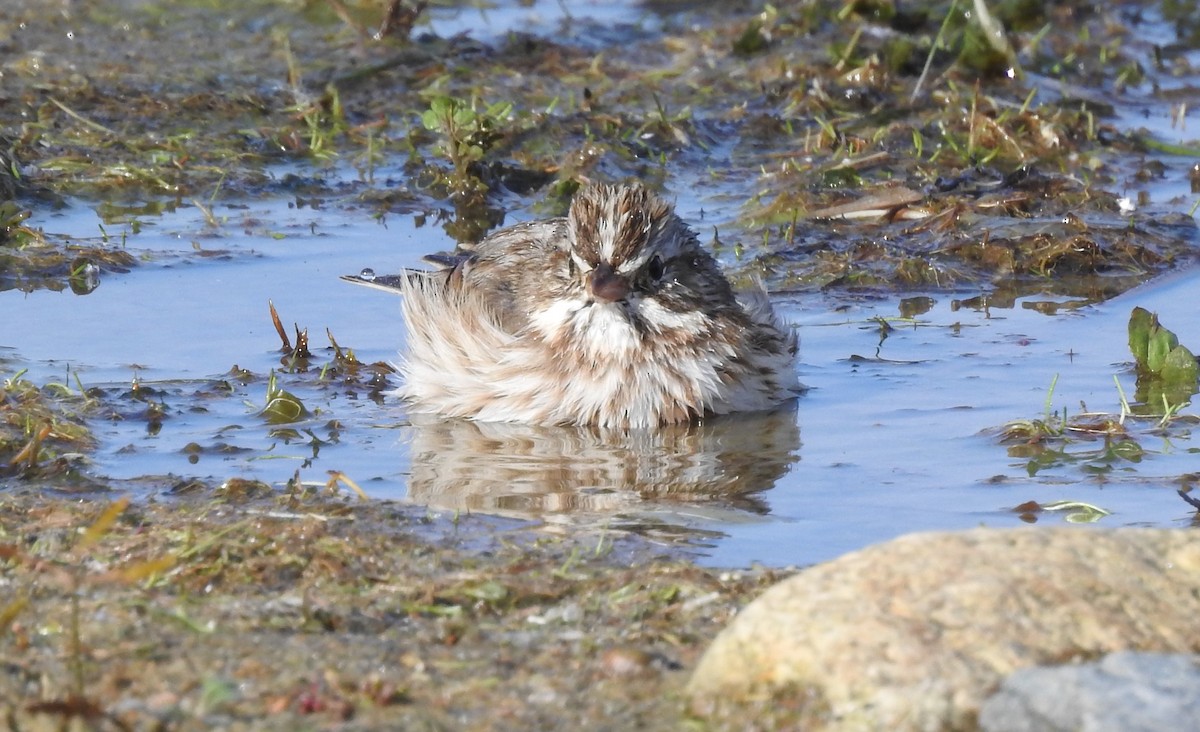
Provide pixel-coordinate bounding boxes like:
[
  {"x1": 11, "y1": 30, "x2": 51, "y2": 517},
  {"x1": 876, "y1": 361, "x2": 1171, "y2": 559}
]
[{"x1": 403, "y1": 405, "x2": 800, "y2": 518}]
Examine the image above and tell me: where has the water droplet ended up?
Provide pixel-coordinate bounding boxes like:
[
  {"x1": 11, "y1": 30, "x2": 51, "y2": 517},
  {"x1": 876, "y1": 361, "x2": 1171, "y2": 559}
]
[{"x1": 359, "y1": 267, "x2": 376, "y2": 281}]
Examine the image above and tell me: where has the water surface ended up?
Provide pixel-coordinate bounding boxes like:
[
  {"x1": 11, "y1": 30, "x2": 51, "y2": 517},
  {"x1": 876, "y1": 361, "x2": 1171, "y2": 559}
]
[
  {"x1": 4, "y1": 185, "x2": 1196, "y2": 567},
  {"x1": 3, "y1": 0, "x2": 1199, "y2": 568}
]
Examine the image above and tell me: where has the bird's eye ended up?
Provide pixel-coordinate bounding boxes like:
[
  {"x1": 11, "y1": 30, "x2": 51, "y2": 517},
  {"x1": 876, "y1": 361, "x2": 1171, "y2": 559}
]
[{"x1": 647, "y1": 255, "x2": 665, "y2": 282}]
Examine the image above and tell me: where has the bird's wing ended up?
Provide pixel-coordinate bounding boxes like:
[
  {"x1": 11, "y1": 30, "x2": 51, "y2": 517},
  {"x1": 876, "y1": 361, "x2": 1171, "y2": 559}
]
[
  {"x1": 340, "y1": 252, "x2": 472, "y2": 295},
  {"x1": 338, "y1": 272, "x2": 416, "y2": 295},
  {"x1": 339, "y1": 218, "x2": 566, "y2": 329}
]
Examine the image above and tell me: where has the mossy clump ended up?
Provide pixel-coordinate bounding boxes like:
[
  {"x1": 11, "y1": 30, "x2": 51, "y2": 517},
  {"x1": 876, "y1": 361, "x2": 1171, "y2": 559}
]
[{"x1": 0, "y1": 370, "x2": 98, "y2": 484}]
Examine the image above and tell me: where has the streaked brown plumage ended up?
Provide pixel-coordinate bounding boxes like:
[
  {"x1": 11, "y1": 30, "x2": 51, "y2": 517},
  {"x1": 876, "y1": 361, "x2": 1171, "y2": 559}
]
[{"x1": 343, "y1": 182, "x2": 799, "y2": 429}]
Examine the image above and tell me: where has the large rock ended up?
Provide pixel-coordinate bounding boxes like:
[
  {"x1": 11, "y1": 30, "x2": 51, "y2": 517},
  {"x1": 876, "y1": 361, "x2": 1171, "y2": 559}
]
[
  {"x1": 979, "y1": 651, "x2": 1200, "y2": 732},
  {"x1": 688, "y1": 528, "x2": 1200, "y2": 731}
]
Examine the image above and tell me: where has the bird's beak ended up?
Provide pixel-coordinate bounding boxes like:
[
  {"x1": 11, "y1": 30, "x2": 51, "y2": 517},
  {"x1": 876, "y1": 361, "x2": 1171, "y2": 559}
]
[{"x1": 588, "y1": 261, "x2": 629, "y2": 303}]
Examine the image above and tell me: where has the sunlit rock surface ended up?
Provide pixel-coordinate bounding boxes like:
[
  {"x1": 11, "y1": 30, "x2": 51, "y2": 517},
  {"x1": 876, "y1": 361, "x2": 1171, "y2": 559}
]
[{"x1": 689, "y1": 528, "x2": 1200, "y2": 731}]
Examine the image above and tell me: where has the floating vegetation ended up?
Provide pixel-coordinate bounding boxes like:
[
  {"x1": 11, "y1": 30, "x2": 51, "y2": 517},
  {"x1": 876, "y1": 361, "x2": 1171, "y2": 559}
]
[
  {"x1": 997, "y1": 309, "x2": 1198, "y2": 484},
  {"x1": 0, "y1": 369, "x2": 99, "y2": 485},
  {"x1": 1011, "y1": 499, "x2": 1113, "y2": 523},
  {"x1": 0, "y1": 203, "x2": 137, "y2": 294},
  {"x1": 1127, "y1": 306, "x2": 1200, "y2": 412},
  {"x1": 260, "y1": 370, "x2": 310, "y2": 425}
]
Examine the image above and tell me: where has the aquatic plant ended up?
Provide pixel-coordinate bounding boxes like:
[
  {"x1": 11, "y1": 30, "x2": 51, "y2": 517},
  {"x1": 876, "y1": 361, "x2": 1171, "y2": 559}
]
[{"x1": 1127, "y1": 307, "x2": 1199, "y2": 417}]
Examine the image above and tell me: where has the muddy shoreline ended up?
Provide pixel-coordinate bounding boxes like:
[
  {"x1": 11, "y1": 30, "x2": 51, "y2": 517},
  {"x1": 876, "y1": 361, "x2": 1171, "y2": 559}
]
[{"x1": 3, "y1": 489, "x2": 793, "y2": 730}]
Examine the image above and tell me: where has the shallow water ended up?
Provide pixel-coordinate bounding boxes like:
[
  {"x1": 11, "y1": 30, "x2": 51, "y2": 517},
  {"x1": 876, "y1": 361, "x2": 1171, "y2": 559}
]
[
  {"x1": 3, "y1": 0, "x2": 1200, "y2": 568},
  {"x1": 5, "y1": 180, "x2": 1197, "y2": 567},
  {"x1": 424, "y1": 0, "x2": 656, "y2": 42}
]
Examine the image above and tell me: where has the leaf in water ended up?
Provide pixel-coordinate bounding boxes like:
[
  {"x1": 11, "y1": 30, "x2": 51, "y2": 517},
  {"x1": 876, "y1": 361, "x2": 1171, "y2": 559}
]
[
  {"x1": 1161, "y1": 343, "x2": 1199, "y2": 386},
  {"x1": 1040, "y1": 500, "x2": 1112, "y2": 523},
  {"x1": 1127, "y1": 306, "x2": 1153, "y2": 366},
  {"x1": 1137, "y1": 377, "x2": 1198, "y2": 418},
  {"x1": 1146, "y1": 318, "x2": 1180, "y2": 374},
  {"x1": 261, "y1": 392, "x2": 307, "y2": 424},
  {"x1": 260, "y1": 370, "x2": 309, "y2": 425},
  {"x1": 1128, "y1": 308, "x2": 1199, "y2": 412},
  {"x1": 1064, "y1": 509, "x2": 1107, "y2": 524},
  {"x1": 1107, "y1": 439, "x2": 1145, "y2": 462}
]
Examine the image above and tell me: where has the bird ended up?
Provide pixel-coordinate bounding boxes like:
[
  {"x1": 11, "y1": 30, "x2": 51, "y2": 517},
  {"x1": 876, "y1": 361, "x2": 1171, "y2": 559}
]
[{"x1": 341, "y1": 182, "x2": 799, "y2": 429}]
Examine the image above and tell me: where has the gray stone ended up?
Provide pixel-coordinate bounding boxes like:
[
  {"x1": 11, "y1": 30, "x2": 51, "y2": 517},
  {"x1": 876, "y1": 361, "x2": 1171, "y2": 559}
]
[
  {"x1": 688, "y1": 528, "x2": 1200, "y2": 731},
  {"x1": 979, "y1": 652, "x2": 1200, "y2": 732}
]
